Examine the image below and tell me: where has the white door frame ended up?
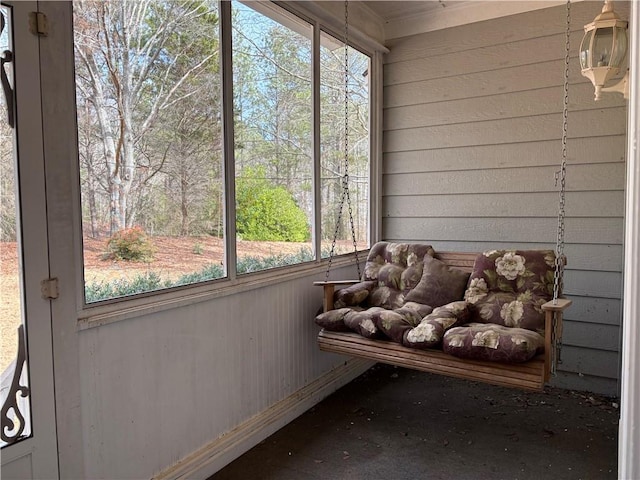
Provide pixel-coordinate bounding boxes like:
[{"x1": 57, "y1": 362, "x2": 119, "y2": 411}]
[{"x1": 36, "y1": 2, "x2": 86, "y2": 478}]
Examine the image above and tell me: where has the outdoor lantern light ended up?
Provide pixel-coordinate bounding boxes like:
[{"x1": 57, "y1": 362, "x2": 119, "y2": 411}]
[{"x1": 579, "y1": 0, "x2": 629, "y2": 101}]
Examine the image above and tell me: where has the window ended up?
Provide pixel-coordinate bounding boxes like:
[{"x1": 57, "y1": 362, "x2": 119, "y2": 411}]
[
  {"x1": 232, "y1": 2, "x2": 313, "y2": 274},
  {"x1": 72, "y1": 1, "x2": 373, "y2": 304},
  {"x1": 73, "y1": 0, "x2": 224, "y2": 302},
  {"x1": 320, "y1": 31, "x2": 370, "y2": 257}
]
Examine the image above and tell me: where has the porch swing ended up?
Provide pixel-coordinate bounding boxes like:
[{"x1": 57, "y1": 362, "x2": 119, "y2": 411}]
[{"x1": 313, "y1": 1, "x2": 573, "y2": 391}]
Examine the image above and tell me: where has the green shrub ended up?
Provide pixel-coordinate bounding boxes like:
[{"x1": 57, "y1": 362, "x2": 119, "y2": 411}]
[
  {"x1": 172, "y1": 263, "x2": 225, "y2": 286},
  {"x1": 106, "y1": 226, "x2": 155, "y2": 262},
  {"x1": 237, "y1": 248, "x2": 314, "y2": 273},
  {"x1": 85, "y1": 271, "x2": 168, "y2": 302},
  {"x1": 236, "y1": 166, "x2": 310, "y2": 242}
]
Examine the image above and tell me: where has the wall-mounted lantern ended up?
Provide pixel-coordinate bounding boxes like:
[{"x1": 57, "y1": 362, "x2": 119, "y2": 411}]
[{"x1": 579, "y1": 0, "x2": 629, "y2": 100}]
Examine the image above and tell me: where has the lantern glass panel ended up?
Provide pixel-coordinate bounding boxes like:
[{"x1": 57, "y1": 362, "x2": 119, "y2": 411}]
[
  {"x1": 610, "y1": 26, "x2": 628, "y2": 67},
  {"x1": 593, "y1": 26, "x2": 614, "y2": 67},
  {"x1": 580, "y1": 28, "x2": 594, "y2": 69}
]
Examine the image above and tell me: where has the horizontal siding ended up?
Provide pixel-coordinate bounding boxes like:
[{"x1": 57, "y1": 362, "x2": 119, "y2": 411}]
[
  {"x1": 552, "y1": 372, "x2": 617, "y2": 396},
  {"x1": 383, "y1": 217, "x2": 623, "y2": 245},
  {"x1": 564, "y1": 270, "x2": 623, "y2": 300},
  {"x1": 383, "y1": 136, "x2": 627, "y2": 173},
  {"x1": 384, "y1": 2, "x2": 631, "y2": 64},
  {"x1": 384, "y1": 163, "x2": 625, "y2": 195},
  {"x1": 384, "y1": 83, "x2": 622, "y2": 130},
  {"x1": 562, "y1": 321, "x2": 620, "y2": 352},
  {"x1": 382, "y1": 2, "x2": 627, "y2": 393},
  {"x1": 384, "y1": 30, "x2": 597, "y2": 86},
  {"x1": 383, "y1": 191, "x2": 624, "y2": 218},
  {"x1": 384, "y1": 58, "x2": 595, "y2": 108},
  {"x1": 560, "y1": 346, "x2": 620, "y2": 380},
  {"x1": 384, "y1": 108, "x2": 626, "y2": 152},
  {"x1": 568, "y1": 296, "x2": 622, "y2": 326}
]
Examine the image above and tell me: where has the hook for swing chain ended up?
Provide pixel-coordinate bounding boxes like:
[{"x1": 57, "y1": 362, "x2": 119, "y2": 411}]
[{"x1": 551, "y1": 0, "x2": 571, "y2": 375}]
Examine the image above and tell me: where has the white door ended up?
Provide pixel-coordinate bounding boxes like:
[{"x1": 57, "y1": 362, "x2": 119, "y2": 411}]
[{"x1": 0, "y1": 2, "x2": 59, "y2": 478}]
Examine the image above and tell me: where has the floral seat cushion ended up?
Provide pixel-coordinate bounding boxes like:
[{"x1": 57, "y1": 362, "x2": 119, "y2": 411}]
[
  {"x1": 463, "y1": 250, "x2": 556, "y2": 334},
  {"x1": 402, "y1": 301, "x2": 470, "y2": 349},
  {"x1": 442, "y1": 323, "x2": 545, "y2": 363},
  {"x1": 355, "y1": 302, "x2": 433, "y2": 341}
]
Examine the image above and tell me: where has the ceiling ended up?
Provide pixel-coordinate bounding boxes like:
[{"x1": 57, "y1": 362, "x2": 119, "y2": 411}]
[
  {"x1": 358, "y1": 0, "x2": 578, "y2": 40},
  {"x1": 362, "y1": 0, "x2": 458, "y2": 22}
]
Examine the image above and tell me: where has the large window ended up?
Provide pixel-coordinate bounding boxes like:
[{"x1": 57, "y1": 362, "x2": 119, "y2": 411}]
[
  {"x1": 320, "y1": 30, "x2": 370, "y2": 257},
  {"x1": 72, "y1": 1, "x2": 373, "y2": 304},
  {"x1": 232, "y1": 2, "x2": 314, "y2": 274},
  {"x1": 73, "y1": 0, "x2": 224, "y2": 302}
]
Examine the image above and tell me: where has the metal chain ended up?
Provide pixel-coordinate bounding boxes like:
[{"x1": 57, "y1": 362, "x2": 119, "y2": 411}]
[
  {"x1": 325, "y1": 0, "x2": 361, "y2": 280},
  {"x1": 552, "y1": 0, "x2": 571, "y2": 374}
]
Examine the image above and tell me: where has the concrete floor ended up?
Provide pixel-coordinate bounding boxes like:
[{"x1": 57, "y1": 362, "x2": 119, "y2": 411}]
[{"x1": 211, "y1": 364, "x2": 620, "y2": 480}]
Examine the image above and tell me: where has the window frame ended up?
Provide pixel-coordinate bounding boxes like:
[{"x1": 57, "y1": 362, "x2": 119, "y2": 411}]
[{"x1": 75, "y1": 0, "x2": 382, "y2": 324}]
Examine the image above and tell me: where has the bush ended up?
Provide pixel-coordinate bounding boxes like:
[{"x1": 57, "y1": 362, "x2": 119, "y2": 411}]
[
  {"x1": 85, "y1": 272, "x2": 168, "y2": 302},
  {"x1": 237, "y1": 248, "x2": 314, "y2": 273},
  {"x1": 236, "y1": 166, "x2": 310, "y2": 242},
  {"x1": 172, "y1": 263, "x2": 225, "y2": 286},
  {"x1": 106, "y1": 226, "x2": 155, "y2": 262}
]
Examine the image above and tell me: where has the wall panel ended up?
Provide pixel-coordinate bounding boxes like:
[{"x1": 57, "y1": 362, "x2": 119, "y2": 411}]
[{"x1": 78, "y1": 264, "x2": 359, "y2": 479}]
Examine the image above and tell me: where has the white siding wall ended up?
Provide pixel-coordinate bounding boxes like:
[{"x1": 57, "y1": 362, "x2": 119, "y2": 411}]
[
  {"x1": 382, "y1": 2, "x2": 629, "y2": 395},
  {"x1": 77, "y1": 266, "x2": 359, "y2": 479}
]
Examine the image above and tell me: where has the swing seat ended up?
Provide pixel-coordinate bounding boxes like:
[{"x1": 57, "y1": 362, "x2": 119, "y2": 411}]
[{"x1": 314, "y1": 243, "x2": 571, "y2": 391}]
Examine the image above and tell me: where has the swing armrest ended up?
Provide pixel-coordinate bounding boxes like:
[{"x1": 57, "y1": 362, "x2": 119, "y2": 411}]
[
  {"x1": 541, "y1": 298, "x2": 572, "y2": 312},
  {"x1": 541, "y1": 298, "x2": 572, "y2": 381},
  {"x1": 314, "y1": 280, "x2": 361, "y2": 313}
]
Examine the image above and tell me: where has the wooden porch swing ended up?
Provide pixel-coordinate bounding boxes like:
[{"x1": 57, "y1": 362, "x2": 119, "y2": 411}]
[{"x1": 313, "y1": 1, "x2": 573, "y2": 392}]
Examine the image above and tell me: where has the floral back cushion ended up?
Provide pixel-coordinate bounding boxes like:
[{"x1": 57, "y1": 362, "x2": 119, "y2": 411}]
[
  {"x1": 464, "y1": 250, "x2": 556, "y2": 333},
  {"x1": 362, "y1": 242, "x2": 435, "y2": 309}
]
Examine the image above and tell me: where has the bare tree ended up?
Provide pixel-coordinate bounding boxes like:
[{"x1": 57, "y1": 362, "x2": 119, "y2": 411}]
[{"x1": 73, "y1": 0, "x2": 218, "y2": 234}]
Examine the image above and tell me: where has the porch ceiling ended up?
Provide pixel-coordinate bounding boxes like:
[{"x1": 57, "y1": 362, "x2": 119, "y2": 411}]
[{"x1": 361, "y1": 0, "x2": 586, "y2": 39}]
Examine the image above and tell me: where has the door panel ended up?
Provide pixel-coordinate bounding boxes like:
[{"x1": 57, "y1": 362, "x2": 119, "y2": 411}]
[{"x1": 1, "y1": 2, "x2": 59, "y2": 478}]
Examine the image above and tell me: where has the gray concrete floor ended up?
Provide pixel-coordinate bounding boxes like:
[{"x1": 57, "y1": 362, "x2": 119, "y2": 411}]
[{"x1": 210, "y1": 364, "x2": 619, "y2": 480}]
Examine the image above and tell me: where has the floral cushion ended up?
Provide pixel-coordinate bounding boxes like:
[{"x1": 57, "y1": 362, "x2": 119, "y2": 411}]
[
  {"x1": 405, "y1": 256, "x2": 470, "y2": 307},
  {"x1": 334, "y1": 281, "x2": 377, "y2": 308},
  {"x1": 315, "y1": 307, "x2": 361, "y2": 332},
  {"x1": 464, "y1": 250, "x2": 556, "y2": 333},
  {"x1": 371, "y1": 302, "x2": 434, "y2": 343},
  {"x1": 442, "y1": 323, "x2": 545, "y2": 363},
  {"x1": 403, "y1": 301, "x2": 470, "y2": 349},
  {"x1": 361, "y1": 242, "x2": 435, "y2": 309},
  {"x1": 343, "y1": 307, "x2": 388, "y2": 339}
]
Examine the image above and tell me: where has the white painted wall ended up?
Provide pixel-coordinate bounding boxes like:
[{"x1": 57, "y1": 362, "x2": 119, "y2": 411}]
[
  {"x1": 76, "y1": 269, "x2": 362, "y2": 479},
  {"x1": 381, "y1": 2, "x2": 630, "y2": 395}
]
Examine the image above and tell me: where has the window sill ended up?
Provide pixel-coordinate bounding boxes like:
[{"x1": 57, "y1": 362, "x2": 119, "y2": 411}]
[{"x1": 77, "y1": 254, "x2": 364, "y2": 331}]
